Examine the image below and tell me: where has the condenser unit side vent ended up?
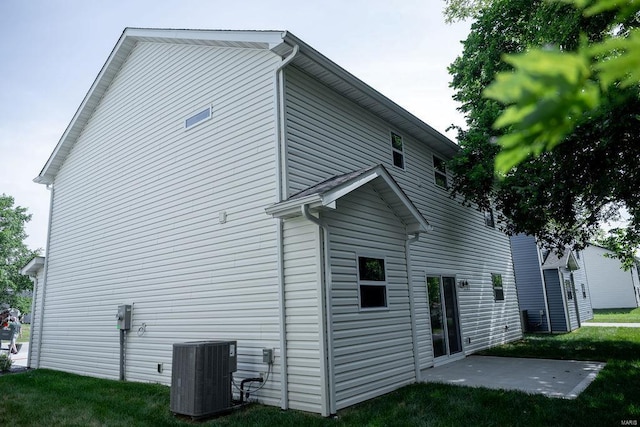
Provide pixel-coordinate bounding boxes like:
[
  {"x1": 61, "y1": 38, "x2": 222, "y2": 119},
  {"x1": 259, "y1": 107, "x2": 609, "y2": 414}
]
[{"x1": 170, "y1": 340, "x2": 238, "y2": 418}]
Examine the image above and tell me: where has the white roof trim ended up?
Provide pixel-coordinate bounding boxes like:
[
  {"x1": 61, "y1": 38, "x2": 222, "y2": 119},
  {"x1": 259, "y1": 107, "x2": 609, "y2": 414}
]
[{"x1": 20, "y1": 256, "x2": 45, "y2": 276}]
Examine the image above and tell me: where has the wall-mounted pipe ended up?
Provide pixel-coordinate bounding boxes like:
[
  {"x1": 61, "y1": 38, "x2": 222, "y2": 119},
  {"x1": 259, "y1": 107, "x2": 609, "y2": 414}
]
[
  {"x1": 405, "y1": 233, "x2": 421, "y2": 381},
  {"x1": 36, "y1": 184, "x2": 55, "y2": 368},
  {"x1": 273, "y1": 42, "x2": 299, "y2": 411},
  {"x1": 26, "y1": 274, "x2": 38, "y2": 368},
  {"x1": 302, "y1": 204, "x2": 336, "y2": 415}
]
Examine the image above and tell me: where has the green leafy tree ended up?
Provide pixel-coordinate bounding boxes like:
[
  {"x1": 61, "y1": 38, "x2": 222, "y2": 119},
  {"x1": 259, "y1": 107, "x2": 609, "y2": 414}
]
[
  {"x1": 448, "y1": 0, "x2": 640, "y2": 262},
  {"x1": 0, "y1": 194, "x2": 40, "y2": 314},
  {"x1": 443, "y1": 0, "x2": 492, "y2": 22}
]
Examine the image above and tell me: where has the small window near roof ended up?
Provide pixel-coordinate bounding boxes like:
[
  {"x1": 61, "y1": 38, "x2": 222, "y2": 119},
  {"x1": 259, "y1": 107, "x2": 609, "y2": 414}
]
[
  {"x1": 185, "y1": 106, "x2": 212, "y2": 129},
  {"x1": 391, "y1": 132, "x2": 405, "y2": 169},
  {"x1": 484, "y1": 208, "x2": 495, "y2": 228},
  {"x1": 358, "y1": 256, "x2": 388, "y2": 309},
  {"x1": 492, "y1": 273, "x2": 504, "y2": 301},
  {"x1": 433, "y1": 156, "x2": 448, "y2": 188}
]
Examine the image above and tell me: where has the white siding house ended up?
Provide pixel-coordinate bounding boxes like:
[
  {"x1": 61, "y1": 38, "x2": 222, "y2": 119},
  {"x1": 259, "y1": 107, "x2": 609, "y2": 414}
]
[
  {"x1": 582, "y1": 245, "x2": 640, "y2": 309},
  {"x1": 31, "y1": 28, "x2": 522, "y2": 416}
]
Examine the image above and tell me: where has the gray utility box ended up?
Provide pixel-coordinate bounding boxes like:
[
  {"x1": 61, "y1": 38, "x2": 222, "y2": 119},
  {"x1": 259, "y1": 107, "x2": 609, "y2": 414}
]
[{"x1": 170, "y1": 341, "x2": 237, "y2": 418}]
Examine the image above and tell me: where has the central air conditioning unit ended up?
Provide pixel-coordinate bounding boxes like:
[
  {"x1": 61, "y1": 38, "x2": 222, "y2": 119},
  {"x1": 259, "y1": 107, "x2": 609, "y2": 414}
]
[{"x1": 170, "y1": 340, "x2": 238, "y2": 418}]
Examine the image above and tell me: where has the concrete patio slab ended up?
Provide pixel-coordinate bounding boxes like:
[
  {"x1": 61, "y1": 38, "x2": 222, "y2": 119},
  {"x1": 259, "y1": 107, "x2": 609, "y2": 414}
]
[{"x1": 422, "y1": 356, "x2": 605, "y2": 399}]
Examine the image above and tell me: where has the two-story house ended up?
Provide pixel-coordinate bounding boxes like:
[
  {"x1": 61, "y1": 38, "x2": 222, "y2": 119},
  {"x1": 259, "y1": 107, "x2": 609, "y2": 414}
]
[{"x1": 30, "y1": 28, "x2": 522, "y2": 416}]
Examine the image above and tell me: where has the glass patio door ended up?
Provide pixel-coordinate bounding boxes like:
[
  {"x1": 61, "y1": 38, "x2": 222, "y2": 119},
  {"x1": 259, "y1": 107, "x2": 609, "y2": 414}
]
[{"x1": 428, "y1": 275, "x2": 462, "y2": 359}]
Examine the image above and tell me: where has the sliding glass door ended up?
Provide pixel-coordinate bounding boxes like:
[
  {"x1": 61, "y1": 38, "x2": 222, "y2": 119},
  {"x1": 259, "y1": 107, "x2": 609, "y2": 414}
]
[{"x1": 428, "y1": 275, "x2": 462, "y2": 359}]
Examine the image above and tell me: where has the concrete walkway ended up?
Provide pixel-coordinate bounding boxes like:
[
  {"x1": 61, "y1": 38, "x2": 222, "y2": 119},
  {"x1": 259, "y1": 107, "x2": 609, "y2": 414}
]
[
  {"x1": 0, "y1": 342, "x2": 30, "y2": 374},
  {"x1": 422, "y1": 356, "x2": 605, "y2": 399},
  {"x1": 582, "y1": 322, "x2": 640, "y2": 327}
]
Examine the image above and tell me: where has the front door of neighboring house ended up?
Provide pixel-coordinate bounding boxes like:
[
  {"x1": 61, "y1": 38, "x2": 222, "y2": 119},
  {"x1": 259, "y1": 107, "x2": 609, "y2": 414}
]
[{"x1": 428, "y1": 275, "x2": 463, "y2": 362}]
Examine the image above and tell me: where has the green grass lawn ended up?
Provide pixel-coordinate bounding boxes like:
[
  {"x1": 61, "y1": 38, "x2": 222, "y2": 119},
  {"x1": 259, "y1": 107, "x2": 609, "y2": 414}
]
[
  {"x1": 587, "y1": 307, "x2": 640, "y2": 323},
  {"x1": 1, "y1": 327, "x2": 639, "y2": 426}
]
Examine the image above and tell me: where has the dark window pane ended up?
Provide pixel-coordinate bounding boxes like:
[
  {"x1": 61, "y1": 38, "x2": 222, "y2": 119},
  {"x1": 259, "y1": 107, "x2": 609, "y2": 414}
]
[
  {"x1": 360, "y1": 285, "x2": 387, "y2": 308},
  {"x1": 435, "y1": 172, "x2": 447, "y2": 188},
  {"x1": 433, "y1": 156, "x2": 446, "y2": 173},
  {"x1": 492, "y1": 273, "x2": 504, "y2": 301},
  {"x1": 393, "y1": 151, "x2": 404, "y2": 168},
  {"x1": 484, "y1": 209, "x2": 495, "y2": 228},
  {"x1": 358, "y1": 257, "x2": 385, "y2": 281},
  {"x1": 391, "y1": 132, "x2": 403, "y2": 151}
]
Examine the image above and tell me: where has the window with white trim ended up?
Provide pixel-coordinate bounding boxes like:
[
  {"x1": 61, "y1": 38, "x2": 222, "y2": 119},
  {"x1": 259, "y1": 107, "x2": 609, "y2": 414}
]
[
  {"x1": 390, "y1": 132, "x2": 405, "y2": 169},
  {"x1": 492, "y1": 273, "x2": 504, "y2": 301},
  {"x1": 358, "y1": 256, "x2": 388, "y2": 309},
  {"x1": 484, "y1": 208, "x2": 495, "y2": 228},
  {"x1": 565, "y1": 280, "x2": 574, "y2": 300},
  {"x1": 185, "y1": 106, "x2": 212, "y2": 129},
  {"x1": 433, "y1": 155, "x2": 448, "y2": 188}
]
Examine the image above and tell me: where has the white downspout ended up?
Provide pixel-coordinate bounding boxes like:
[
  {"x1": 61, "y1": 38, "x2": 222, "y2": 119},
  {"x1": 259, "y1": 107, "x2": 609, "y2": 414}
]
[
  {"x1": 37, "y1": 184, "x2": 55, "y2": 368},
  {"x1": 302, "y1": 204, "x2": 336, "y2": 416},
  {"x1": 405, "y1": 233, "x2": 421, "y2": 382},
  {"x1": 274, "y1": 42, "x2": 299, "y2": 411}
]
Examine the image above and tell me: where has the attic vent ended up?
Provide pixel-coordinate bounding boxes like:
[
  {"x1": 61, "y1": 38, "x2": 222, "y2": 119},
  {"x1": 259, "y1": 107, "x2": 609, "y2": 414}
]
[{"x1": 185, "y1": 106, "x2": 212, "y2": 129}]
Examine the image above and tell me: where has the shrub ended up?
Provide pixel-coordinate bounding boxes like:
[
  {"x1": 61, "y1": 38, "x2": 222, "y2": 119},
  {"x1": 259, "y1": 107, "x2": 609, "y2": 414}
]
[{"x1": 0, "y1": 353, "x2": 12, "y2": 372}]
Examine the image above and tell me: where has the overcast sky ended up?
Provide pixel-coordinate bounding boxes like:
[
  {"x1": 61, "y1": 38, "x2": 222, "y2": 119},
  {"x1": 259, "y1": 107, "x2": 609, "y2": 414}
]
[{"x1": 0, "y1": 0, "x2": 470, "y2": 252}]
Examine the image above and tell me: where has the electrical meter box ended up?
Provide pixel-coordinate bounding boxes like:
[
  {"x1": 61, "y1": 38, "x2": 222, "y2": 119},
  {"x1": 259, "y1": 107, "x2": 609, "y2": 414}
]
[{"x1": 116, "y1": 304, "x2": 132, "y2": 330}]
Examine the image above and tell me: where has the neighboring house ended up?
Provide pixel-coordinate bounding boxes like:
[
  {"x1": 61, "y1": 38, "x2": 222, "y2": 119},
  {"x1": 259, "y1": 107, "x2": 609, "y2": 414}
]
[
  {"x1": 582, "y1": 245, "x2": 640, "y2": 309},
  {"x1": 31, "y1": 28, "x2": 522, "y2": 416},
  {"x1": 511, "y1": 234, "x2": 593, "y2": 333}
]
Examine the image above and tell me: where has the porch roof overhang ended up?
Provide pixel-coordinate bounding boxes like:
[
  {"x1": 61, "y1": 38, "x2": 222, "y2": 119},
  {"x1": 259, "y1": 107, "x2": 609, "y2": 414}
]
[
  {"x1": 542, "y1": 250, "x2": 580, "y2": 271},
  {"x1": 20, "y1": 256, "x2": 45, "y2": 276},
  {"x1": 265, "y1": 164, "x2": 432, "y2": 235}
]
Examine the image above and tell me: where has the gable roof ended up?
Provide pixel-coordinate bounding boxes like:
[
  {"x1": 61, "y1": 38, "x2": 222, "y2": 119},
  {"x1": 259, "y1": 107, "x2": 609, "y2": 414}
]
[
  {"x1": 35, "y1": 28, "x2": 458, "y2": 185},
  {"x1": 265, "y1": 164, "x2": 432, "y2": 235},
  {"x1": 542, "y1": 250, "x2": 580, "y2": 271}
]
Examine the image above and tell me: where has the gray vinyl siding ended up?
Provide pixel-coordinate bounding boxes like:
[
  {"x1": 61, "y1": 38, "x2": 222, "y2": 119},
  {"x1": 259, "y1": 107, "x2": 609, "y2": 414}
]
[
  {"x1": 40, "y1": 42, "x2": 282, "y2": 405},
  {"x1": 284, "y1": 66, "x2": 522, "y2": 375},
  {"x1": 561, "y1": 268, "x2": 580, "y2": 330},
  {"x1": 322, "y1": 184, "x2": 414, "y2": 410},
  {"x1": 543, "y1": 269, "x2": 568, "y2": 332},
  {"x1": 282, "y1": 217, "x2": 325, "y2": 414},
  {"x1": 510, "y1": 234, "x2": 549, "y2": 332},
  {"x1": 573, "y1": 254, "x2": 594, "y2": 321}
]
